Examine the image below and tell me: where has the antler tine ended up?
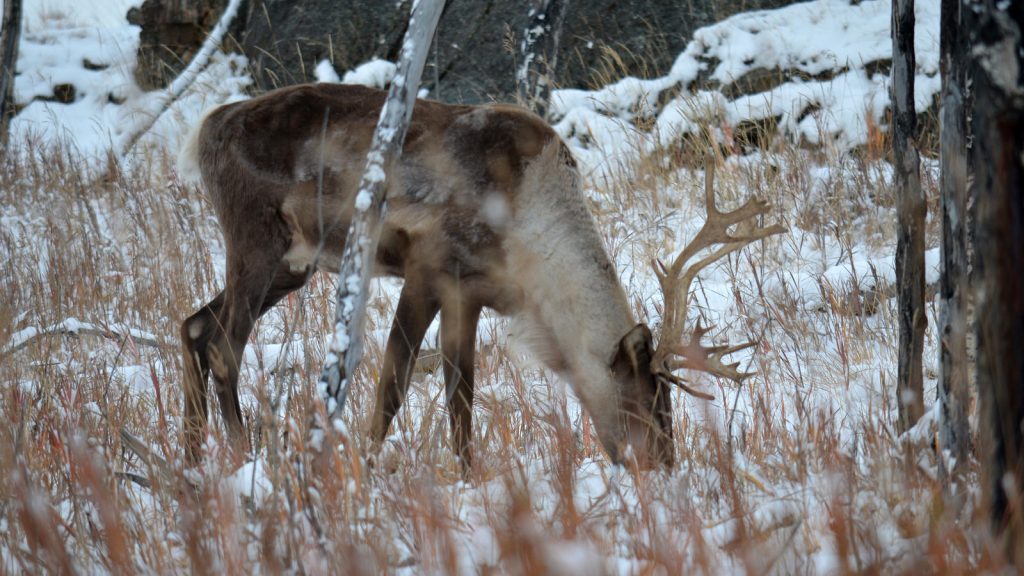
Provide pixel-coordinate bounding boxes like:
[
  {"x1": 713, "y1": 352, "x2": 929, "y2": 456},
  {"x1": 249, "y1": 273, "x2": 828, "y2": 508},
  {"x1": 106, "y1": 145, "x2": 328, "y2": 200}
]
[
  {"x1": 658, "y1": 372, "x2": 715, "y2": 400},
  {"x1": 704, "y1": 155, "x2": 721, "y2": 219},
  {"x1": 681, "y1": 356, "x2": 756, "y2": 383},
  {"x1": 652, "y1": 258, "x2": 671, "y2": 291},
  {"x1": 668, "y1": 320, "x2": 758, "y2": 383},
  {"x1": 651, "y1": 154, "x2": 786, "y2": 390}
]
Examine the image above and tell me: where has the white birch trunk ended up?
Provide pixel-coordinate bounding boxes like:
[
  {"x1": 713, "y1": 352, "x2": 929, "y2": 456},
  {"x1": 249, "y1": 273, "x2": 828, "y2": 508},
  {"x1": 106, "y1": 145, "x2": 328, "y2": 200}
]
[
  {"x1": 315, "y1": 0, "x2": 446, "y2": 442},
  {"x1": 516, "y1": 0, "x2": 569, "y2": 119}
]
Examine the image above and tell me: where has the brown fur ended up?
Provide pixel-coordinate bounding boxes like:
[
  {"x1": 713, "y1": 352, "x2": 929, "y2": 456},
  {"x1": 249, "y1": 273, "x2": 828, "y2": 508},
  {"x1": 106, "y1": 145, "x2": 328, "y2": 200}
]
[{"x1": 180, "y1": 84, "x2": 674, "y2": 471}]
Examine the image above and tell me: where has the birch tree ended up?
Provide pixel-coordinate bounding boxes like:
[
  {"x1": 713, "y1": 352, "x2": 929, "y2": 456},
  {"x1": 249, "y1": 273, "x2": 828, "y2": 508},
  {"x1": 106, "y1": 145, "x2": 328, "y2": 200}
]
[
  {"x1": 891, "y1": 0, "x2": 926, "y2": 433},
  {"x1": 315, "y1": 0, "x2": 446, "y2": 446},
  {"x1": 0, "y1": 0, "x2": 23, "y2": 146},
  {"x1": 968, "y1": 0, "x2": 1024, "y2": 562},
  {"x1": 517, "y1": 0, "x2": 570, "y2": 119}
]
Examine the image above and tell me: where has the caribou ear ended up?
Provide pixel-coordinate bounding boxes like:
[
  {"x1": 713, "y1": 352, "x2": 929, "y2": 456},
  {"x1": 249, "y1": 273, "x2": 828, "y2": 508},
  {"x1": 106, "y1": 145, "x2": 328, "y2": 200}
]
[{"x1": 614, "y1": 324, "x2": 654, "y2": 375}]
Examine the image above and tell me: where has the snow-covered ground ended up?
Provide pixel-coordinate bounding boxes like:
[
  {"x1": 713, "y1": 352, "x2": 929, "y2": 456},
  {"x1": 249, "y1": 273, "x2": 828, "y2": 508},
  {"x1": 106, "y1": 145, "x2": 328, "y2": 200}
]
[
  {"x1": 2, "y1": 1, "x2": 982, "y2": 574},
  {"x1": 549, "y1": 0, "x2": 939, "y2": 176},
  {"x1": 10, "y1": 0, "x2": 249, "y2": 171}
]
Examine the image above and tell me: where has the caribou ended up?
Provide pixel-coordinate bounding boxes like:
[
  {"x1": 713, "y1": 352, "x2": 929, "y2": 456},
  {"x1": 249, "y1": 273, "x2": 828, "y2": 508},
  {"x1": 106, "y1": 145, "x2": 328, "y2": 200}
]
[{"x1": 176, "y1": 83, "x2": 784, "y2": 471}]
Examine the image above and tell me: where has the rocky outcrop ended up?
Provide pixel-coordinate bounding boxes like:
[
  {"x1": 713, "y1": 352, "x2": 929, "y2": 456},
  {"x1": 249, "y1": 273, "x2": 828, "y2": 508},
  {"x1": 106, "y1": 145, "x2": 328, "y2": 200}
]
[
  {"x1": 132, "y1": 0, "x2": 797, "y2": 103},
  {"x1": 128, "y1": 0, "x2": 245, "y2": 91}
]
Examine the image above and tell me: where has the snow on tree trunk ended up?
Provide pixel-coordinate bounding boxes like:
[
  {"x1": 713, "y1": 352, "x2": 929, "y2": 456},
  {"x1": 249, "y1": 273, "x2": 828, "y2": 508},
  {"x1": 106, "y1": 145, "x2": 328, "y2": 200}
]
[
  {"x1": 937, "y1": 0, "x2": 971, "y2": 494},
  {"x1": 516, "y1": 0, "x2": 569, "y2": 119},
  {"x1": 968, "y1": 0, "x2": 1024, "y2": 562},
  {"x1": 0, "y1": 0, "x2": 23, "y2": 147},
  {"x1": 315, "y1": 0, "x2": 446, "y2": 445},
  {"x1": 892, "y1": 0, "x2": 926, "y2": 433}
]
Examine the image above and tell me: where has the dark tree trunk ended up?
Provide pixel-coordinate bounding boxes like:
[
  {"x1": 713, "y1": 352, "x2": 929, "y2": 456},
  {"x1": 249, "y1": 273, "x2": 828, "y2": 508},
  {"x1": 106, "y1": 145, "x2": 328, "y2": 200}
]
[
  {"x1": 0, "y1": 0, "x2": 23, "y2": 146},
  {"x1": 516, "y1": 0, "x2": 570, "y2": 119},
  {"x1": 937, "y1": 0, "x2": 971, "y2": 490},
  {"x1": 892, "y1": 0, "x2": 926, "y2": 433},
  {"x1": 968, "y1": 0, "x2": 1024, "y2": 562}
]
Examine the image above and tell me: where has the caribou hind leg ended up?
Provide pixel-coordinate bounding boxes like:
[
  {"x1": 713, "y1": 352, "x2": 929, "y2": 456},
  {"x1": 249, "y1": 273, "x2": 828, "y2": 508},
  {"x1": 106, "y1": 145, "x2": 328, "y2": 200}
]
[
  {"x1": 181, "y1": 213, "x2": 310, "y2": 464},
  {"x1": 181, "y1": 292, "x2": 224, "y2": 465}
]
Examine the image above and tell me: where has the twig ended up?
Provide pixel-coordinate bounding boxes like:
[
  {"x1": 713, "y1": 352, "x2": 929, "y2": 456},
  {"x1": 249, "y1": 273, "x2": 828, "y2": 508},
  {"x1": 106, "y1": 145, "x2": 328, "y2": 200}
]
[
  {"x1": 3, "y1": 319, "x2": 172, "y2": 356},
  {"x1": 118, "y1": 426, "x2": 184, "y2": 488},
  {"x1": 115, "y1": 471, "x2": 153, "y2": 490}
]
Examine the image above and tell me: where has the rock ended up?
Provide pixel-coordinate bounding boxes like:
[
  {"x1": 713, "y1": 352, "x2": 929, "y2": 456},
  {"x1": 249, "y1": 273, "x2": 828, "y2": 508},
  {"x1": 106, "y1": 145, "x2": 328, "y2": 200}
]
[
  {"x1": 237, "y1": 0, "x2": 410, "y2": 91},
  {"x1": 132, "y1": 0, "x2": 798, "y2": 102},
  {"x1": 128, "y1": 0, "x2": 244, "y2": 91}
]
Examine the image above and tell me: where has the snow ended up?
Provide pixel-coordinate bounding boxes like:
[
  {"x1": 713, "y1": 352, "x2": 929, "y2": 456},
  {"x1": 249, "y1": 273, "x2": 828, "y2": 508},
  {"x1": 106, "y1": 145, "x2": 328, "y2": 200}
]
[
  {"x1": 10, "y1": 11, "x2": 250, "y2": 171},
  {"x1": 314, "y1": 59, "x2": 341, "y2": 84},
  {"x1": 21, "y1": 0, "x2": 140, "y2": 31},
  {"x1": 342, "y1": 58, "x2": 398, "y2": 89},
  {"x1": 228, "y1": 460, "x2": 273, "y2": 504},
  {"x1": 550, "y1": 0, "x2": 942, "y2": 176},
  {"x1": 330, "y1": 328, "x2": 350, "y2": 353},
  {"x1": 4, "y1": 317, "x2": 163, "y2": 354},
  {"x1": 363, "y1": 162, "x2": 386, "y2": 185},
  {"x1": 355, "y1": 188, "x2": 374, "y2": 211}
]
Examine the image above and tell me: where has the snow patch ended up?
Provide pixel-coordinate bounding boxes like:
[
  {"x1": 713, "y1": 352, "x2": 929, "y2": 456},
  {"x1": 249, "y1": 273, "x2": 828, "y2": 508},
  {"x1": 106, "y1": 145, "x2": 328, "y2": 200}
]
[
  {"x1": 315, "y1": 59, "x2": 341, "y2": 83},
  {"x1": 342, "y1": 59, "x2": 398, "y2": 89},
  {"x1": 550, "y1": 0, "x2": 942, "y2": 175}
]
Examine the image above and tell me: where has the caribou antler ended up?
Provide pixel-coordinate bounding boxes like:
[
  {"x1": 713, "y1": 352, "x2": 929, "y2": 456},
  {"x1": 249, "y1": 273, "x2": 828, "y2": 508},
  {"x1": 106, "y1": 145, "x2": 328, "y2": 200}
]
[
  {"x1": 652, "y1": 156, "x2": 786, "y2": 393},
  {"x1": 668, "y1": 319, "x2": 758, "y2": 381}
]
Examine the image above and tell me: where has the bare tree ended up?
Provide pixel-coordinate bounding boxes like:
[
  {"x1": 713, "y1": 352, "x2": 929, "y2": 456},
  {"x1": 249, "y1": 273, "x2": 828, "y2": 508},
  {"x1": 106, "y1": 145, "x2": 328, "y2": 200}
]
[
  {"x1": 968, "y1": 0, "x2": 1024, "y2": 562},
  {"x1": 0, "y1": 0, "x2": 23, "y2": 146},
  {"x1": 316, "y1": 0, "x2": 446, "y2": 441},
  {"x1": 517, "y1": 0, "x2": 570, "y2": 119},
  {"x1": 892, "y1": 0, "x2": 926, "y2": 433},
  {"x1": 938, "y1": 0, "x2": 971, "y2": 492}
]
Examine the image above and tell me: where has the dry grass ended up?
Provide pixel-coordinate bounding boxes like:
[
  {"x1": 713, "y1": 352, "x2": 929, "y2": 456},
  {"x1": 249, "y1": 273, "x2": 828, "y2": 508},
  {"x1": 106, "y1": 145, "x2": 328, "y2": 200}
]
[{"x1": 0, "y1": 125, "x2": 1003, "y2": 574}]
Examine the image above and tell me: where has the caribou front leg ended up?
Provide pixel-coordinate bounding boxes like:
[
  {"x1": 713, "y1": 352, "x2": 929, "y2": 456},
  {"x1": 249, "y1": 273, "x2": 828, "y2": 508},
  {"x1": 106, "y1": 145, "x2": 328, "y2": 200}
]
[
  {"x1": 441, "y1": 297, "x2": 482, "y2": 476},
  {"x1": 370, "y1": 279, "x2": 440, "y2": 452}
]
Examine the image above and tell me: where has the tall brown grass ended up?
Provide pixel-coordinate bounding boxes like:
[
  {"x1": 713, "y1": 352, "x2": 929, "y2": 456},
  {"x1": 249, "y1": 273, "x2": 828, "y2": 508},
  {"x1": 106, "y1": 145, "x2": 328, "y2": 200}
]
[{"x1": 0, "y1": 122, "x2": 1000, "y2": 574}]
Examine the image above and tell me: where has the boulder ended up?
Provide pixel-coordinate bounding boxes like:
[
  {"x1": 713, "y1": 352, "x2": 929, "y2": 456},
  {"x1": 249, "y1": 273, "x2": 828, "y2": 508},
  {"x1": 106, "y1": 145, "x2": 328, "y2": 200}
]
[{"x1": 128, "y1": 0, "x2": 244, "y2": 91}]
